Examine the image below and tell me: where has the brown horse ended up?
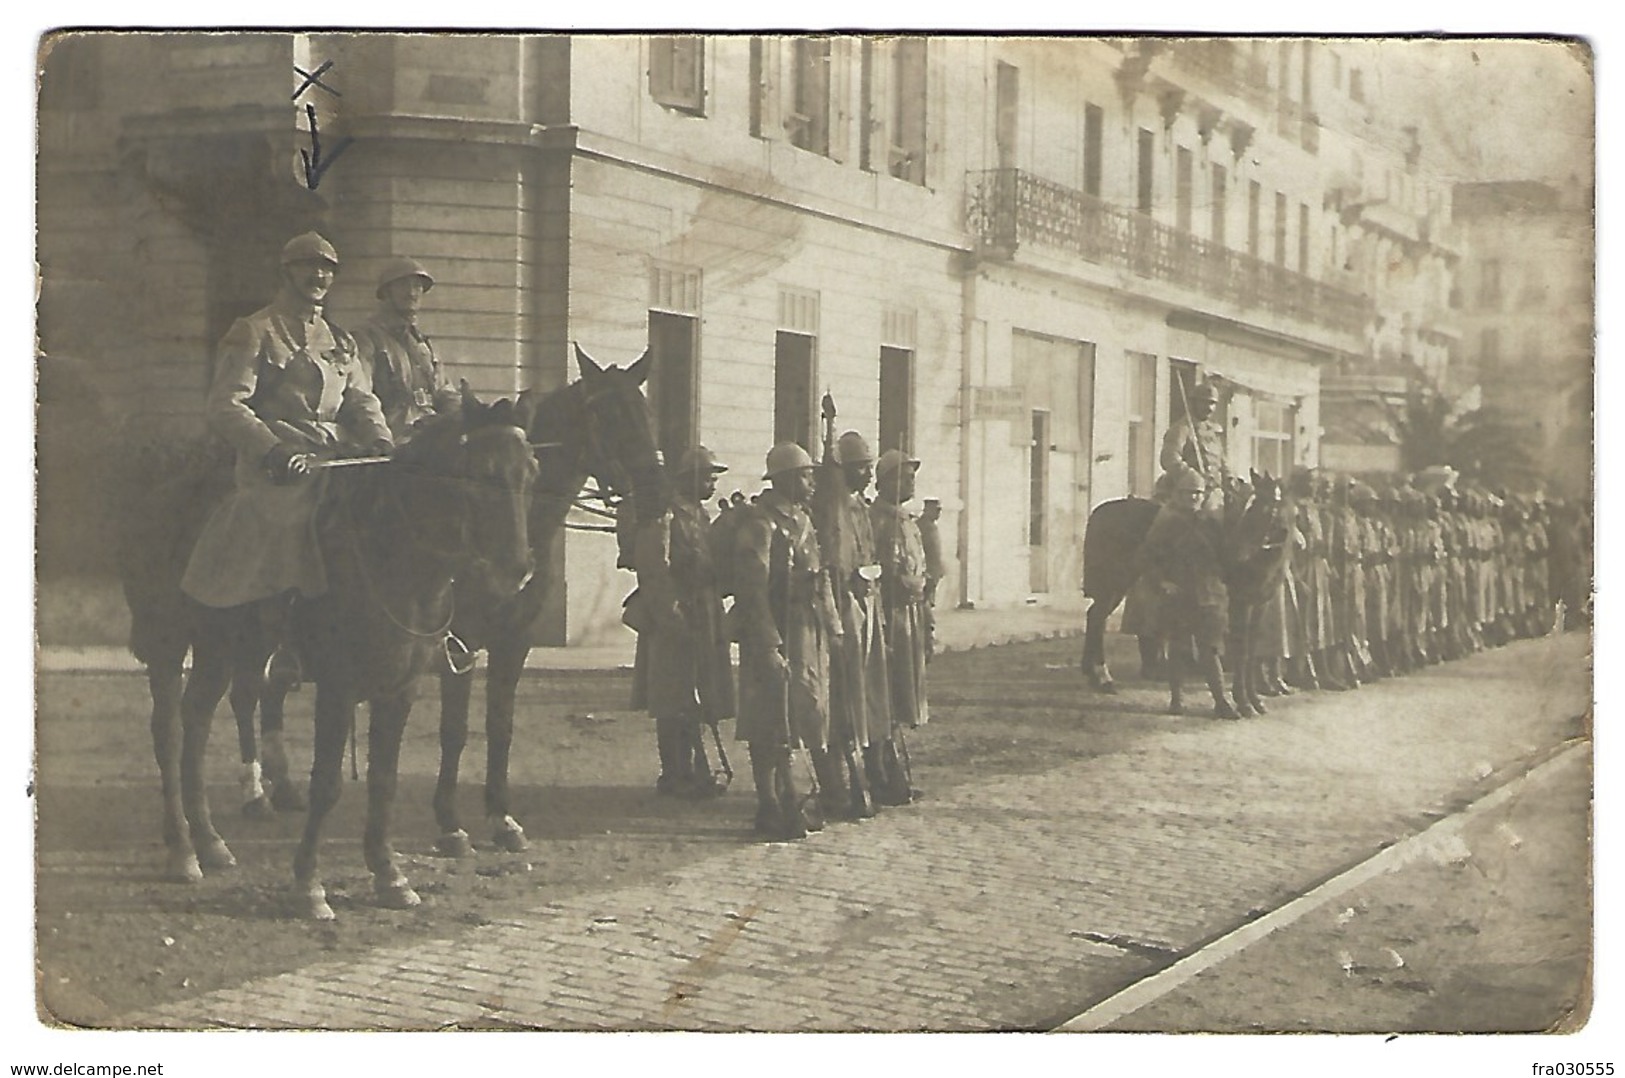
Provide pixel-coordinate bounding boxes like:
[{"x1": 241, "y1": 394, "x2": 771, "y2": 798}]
[
  {"x1": 430, "y1": 344, "x2": 662, "y2": 857},
  {"x1": 121, "y1": 394, "x2": 537, "y2": 918}
]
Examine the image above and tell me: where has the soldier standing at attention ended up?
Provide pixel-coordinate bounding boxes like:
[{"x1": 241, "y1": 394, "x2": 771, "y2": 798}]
[
  {"x1": 733, "y1": 444, "x2": 839, "y2": 841},
  {"x1": 870, "y1": 448, "x2": 929, "y2": 805},
  {"x1": 354, "y1": 256, "x2": 448, "y2": 443},
  {"x1": 181, "y1": 232, "x2": 392, "y2": 690},
  {"x1": 628, "y1": 446, "x2": 735, "y2": 799},
  {"x1": 810, "y1": 415, "x2": 888, "y2": 820},
  {"x1": 918, "y1": 497, "x2": 945, "y2": 659},
  {"x1": 1160, "y1": 379, "x2": 1227, "y2": 513}
]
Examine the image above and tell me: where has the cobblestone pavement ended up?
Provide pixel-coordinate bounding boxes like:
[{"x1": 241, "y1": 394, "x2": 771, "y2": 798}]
[{"x1": 128, "y1": 632, "x2": 1590, "y2": 1032}]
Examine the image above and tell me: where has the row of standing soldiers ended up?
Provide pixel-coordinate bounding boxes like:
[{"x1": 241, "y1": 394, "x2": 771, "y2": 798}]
[
  {"x1": 1219, "y1": 471, "x2": 1592, "y2": 695},
  {"x1": 623, "y1": 410, "x2": 945, "y2": 842}
]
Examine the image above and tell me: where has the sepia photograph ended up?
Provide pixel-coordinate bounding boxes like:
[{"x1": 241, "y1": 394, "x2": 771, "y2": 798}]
[{"x1": 21, "y1": 16, "x2": 1607, "y2": 1067}]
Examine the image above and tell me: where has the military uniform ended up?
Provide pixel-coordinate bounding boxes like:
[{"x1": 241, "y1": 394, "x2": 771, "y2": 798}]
[
  {"x1": 182, "y1": 265, "x2": 390, "y2": 609},
  {"x1": 354, "y1": 257, "x2": 446, "y2": 442},
  {"x1": 628, "y1": 465, "x2": 736, "y2": 796},
  {"x1": 1160, "y1": 414, "x2": 1228, "y2": 513}
]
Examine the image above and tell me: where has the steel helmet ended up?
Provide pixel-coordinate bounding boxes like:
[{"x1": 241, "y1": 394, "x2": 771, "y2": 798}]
[
  {"x1": 763, "y1": 442, "x2": 816, "y2": 479},
  {"x1": 673, "y1": 445, "x2": 728, "y2": 477},
  {"x1": 281, "y1": 231, "x2": 339, "y2": 267},
  {"x1": 875, "y1": 448, "x2": 920, "y2": 479},
  {"x1": 1190, "y1": 380, "x2": 1220, "y2": 403},
  {"x1": 376, "y1": 256, "x2": 435, "y2": 299},
  {"x1": 834, "y1": 430, "x2": 874, "y2": 466}
]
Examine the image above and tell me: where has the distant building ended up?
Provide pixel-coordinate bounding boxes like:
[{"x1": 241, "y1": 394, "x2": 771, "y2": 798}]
[
  {"x1": 40, "y1": 33, "x2": 1498, "y2": 644},
  {"x1": 1451, "y1": 179, "x2": 1594, "y2": 497}
]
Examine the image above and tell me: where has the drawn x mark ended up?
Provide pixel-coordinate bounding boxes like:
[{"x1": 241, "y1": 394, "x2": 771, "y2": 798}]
[{"x1": 292, "y1": 60, "x2": 340, "y2": 101}]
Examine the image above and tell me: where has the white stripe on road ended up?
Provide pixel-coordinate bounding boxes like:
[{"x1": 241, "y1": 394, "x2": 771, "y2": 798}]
[{"x1": 1053, "y1": 739, "x2": 1590, "y2": 1032}]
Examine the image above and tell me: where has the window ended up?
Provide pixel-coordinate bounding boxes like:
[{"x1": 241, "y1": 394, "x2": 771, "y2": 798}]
[
  {"x1": 995, "y1": 61, "x2": 1019, "y2": 169},
  {"x1": 1083, "y1": 103, "x2": 1104, "y2": 197},
  {"x1": 1176, "y1": 146, "x2": 1194, "y2": 233},
  {"x1": 1274, "y1": 191, "x2": 1288, "y2": 266},
  {"x1": 774, "y1": 332, "x2": 817, "y2": 450},
  {"x1": 858, "y1": 39, "x2": 875, "y2": 170},
  {"x1": 889, "y1": 37, "x2": 928, "y2": 184},
  {"x1": 1479, "y1": 258, "x2": 1503, "y2": 308},
  {"x1": 788, "y1": 37, "x2": 832, "y2": 155},
  {"x1": 749, "y1": 37, "x2": 765, "y2": 137},
  {"x1": 1137, "y1": 128, "x2": 1155, "y2": 214},
  {"x1": 647, "y1": 311, "x2": 699, "y2": 461},
  {"x1": 1247, "y1": 181, "x2": 1261, "y2": 258},
  {"x1": 1126, "y1": 352, "x2": 1158, "y2": 497},
  {"x1": 1298, "y1": 202, "x2": 1310, "y2": 273},
  {"x1": 1251, "y1": 400, "x2": 1295, "y2": 479},
  {"x1": 879, "y1": 346, "x2": 914, "y2": 454},
  {"x1": 649, "y1": 36, "x2": 705, "y2": 114},
  {"x1": 1211, "y1": 164, "x2": 1228, "y2": 247}
]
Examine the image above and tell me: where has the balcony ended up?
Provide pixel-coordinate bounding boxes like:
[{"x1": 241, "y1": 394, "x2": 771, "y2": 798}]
[
  {"x1": 1163, "y1": 40, "x2": 1273, "y2": 112},
  {"x1": 968, "y1": 168, "x2": 1373, "y2": 338}
]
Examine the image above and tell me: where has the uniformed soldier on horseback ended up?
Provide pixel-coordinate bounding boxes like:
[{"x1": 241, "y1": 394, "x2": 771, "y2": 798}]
[
  {"x1": 1160, "y1": 379, "x2": 1227, "y2": 514},
  {"x1": 354, "y1": 256, "x2": 450, "y2": 443},
  {"x1": 181, "y1": 232, "x2": 392, "y2": 687}
]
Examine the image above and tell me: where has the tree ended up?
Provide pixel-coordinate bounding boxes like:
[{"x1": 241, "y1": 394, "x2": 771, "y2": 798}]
[{"x1": 1371, "y1": 375, "x2": 1540, "y2": 491}]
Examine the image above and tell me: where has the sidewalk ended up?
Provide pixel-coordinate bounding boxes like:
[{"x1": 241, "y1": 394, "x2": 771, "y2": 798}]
[
  {"x1": 123, "y1": 631, "x2": 1590, "y2": 1031},
  {"x1": 35, "y1": 595, "x2": 1092, "y2": 675}
]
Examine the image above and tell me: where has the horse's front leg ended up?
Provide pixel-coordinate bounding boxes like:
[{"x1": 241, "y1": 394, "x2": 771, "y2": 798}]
[
  {"x1": 177, "y1": 628, "x2": 237, "y2": 874},
  {"x1": 147, "y1": 654, "x2": 198, "y2": 883},
  {"x1": 1228, "y1": 606, "x2": 1258, "y2": 717},
  {"x1": 365, "y1": 690, "x2": 421, "y2": 910},
  {"x1": 432, "y1": 664, "x2": 476, "y2": 857},
  {"x1": 293, "y1": 681, "x2": 354, "y2": 921},
  {"x1": 1084, "y1": 591, "x2": 1120, "y2": 693},
  {"x1": 483, "y1": 641, "x2": 530, "y2": 853}
]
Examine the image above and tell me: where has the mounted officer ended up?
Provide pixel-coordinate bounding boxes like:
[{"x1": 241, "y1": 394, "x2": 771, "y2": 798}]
[
  {"x1": 628, "y1": 446, "x2": 736, "y2": 799},
  {"x1": 354, "y1": 256, "x2": 449, "y2": 442},
  {"x1": 181, "y1": 233, "x2": 392, "y2": 686},
  {"x1": 1160, "y1": 379, "x2": 1227, "y2": 513}
]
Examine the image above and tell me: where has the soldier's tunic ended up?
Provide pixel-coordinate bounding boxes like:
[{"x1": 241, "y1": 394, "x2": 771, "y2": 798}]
[
  {"x1": 1294, "y1": 499, "x2": 1333, "y2": 651},
  {"x1": 1139, "y1": 504, "x2": 1229, "y2": 649},
  {"x1": 1331, "y1": 502, "x2": 1366, "y2": 653},
  {"x1": 732, "y1": 490, "x2": 837, "y2": 750},
  {"x1": 181, "y1": 297, "x2": 390, "y2": 609},
  {"x1": 1160, "y1": 416, "x2": 1228, "y2": 513},
  {"x1": 628, "y1": 493, "x2": 736, "y2": 725},
  {"x1": 354, "y1": 306, "x2": 445, "y2": 442},
  {"x1": 1252, "y1": 520, "x2": 1305, "y2": 661},
  {"x1": 811, "y1": 465, "x2": 890, "y2": 749},
  {"x1": 870, "y1": 496, "x2": 929, "y2": 729},
  {"x1": 1365, "y1": 512, "x2": 1395, "y2": 641}
]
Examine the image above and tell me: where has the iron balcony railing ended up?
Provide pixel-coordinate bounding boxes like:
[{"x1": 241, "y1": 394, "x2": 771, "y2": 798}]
[{"x1": 968, "y1": 168, "x2": 1373, "y2": 337}]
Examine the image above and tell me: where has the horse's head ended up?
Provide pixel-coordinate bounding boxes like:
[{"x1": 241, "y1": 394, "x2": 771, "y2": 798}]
[
  {"x1": 1229, "y1": 469, "x2": 1290, "y2": 560},
  {"x1": 523, "y1": 342, "x2": 663, "y2": 519},
  {"x1": 392, "y1": 388, "x2": 539, "y2": 596}
]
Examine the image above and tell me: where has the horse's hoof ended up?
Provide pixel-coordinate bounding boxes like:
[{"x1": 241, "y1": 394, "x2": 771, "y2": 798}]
[
  {"x1": 435, "y1": 830, "x2": 476, "y2": 858},
  {"x1": 241, "y1": 795, "x2": 274, "y2": 819},
  {"x1": 197, "y1": 839, "x2": 237, "y2": 870},
  {"x1": 489, "y1": 816, "x2": 529, "y2": 854},
  {"x1": 270, "y1": 782, "x2": 308, "y2": 813},
  {"x1": 375, "y1": 880, "x2": 422, "y2": 910},
  {"x1": 167, "y1": 851, "x2": 204, "y2": 884},
  {"x1": 300, "y1": 885, "x2": 336, "y2": 921}
]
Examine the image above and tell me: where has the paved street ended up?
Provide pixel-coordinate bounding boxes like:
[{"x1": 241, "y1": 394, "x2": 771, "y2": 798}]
[{"x1": 108, "y1": 629, "x2": 1589, "y2": 1033}]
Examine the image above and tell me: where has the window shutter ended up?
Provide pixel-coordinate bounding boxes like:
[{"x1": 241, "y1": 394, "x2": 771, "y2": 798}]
[
  {"x1": 649, "y1": 37, "x2": 673, "y2": 100},
  {"x1": 828, "y1": 37, "x2": 852, "y2": 163},
  {"x1": 924, "y1": 37, "x2": 946, "y2": 188}
]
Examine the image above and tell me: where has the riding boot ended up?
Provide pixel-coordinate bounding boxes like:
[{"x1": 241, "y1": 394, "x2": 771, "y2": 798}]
[
  {"x1": 773, "y1": 748, "x2": 809, "y2": 840},
  {"x1": 809, "y1": 744, "x2": 852, "y2": 820},
  {"x1": 845, "y1": 744, "x2": 876, "y2": 818},
  {"x1": 655, "y1": 715, "x2": 691, "y2": 796},
  {"x1": 263, "y1": 591, "x2": 304, "y2": 695},
  {"x1": 749, "y1": 744, "x2": 781, "y2": 837}
]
